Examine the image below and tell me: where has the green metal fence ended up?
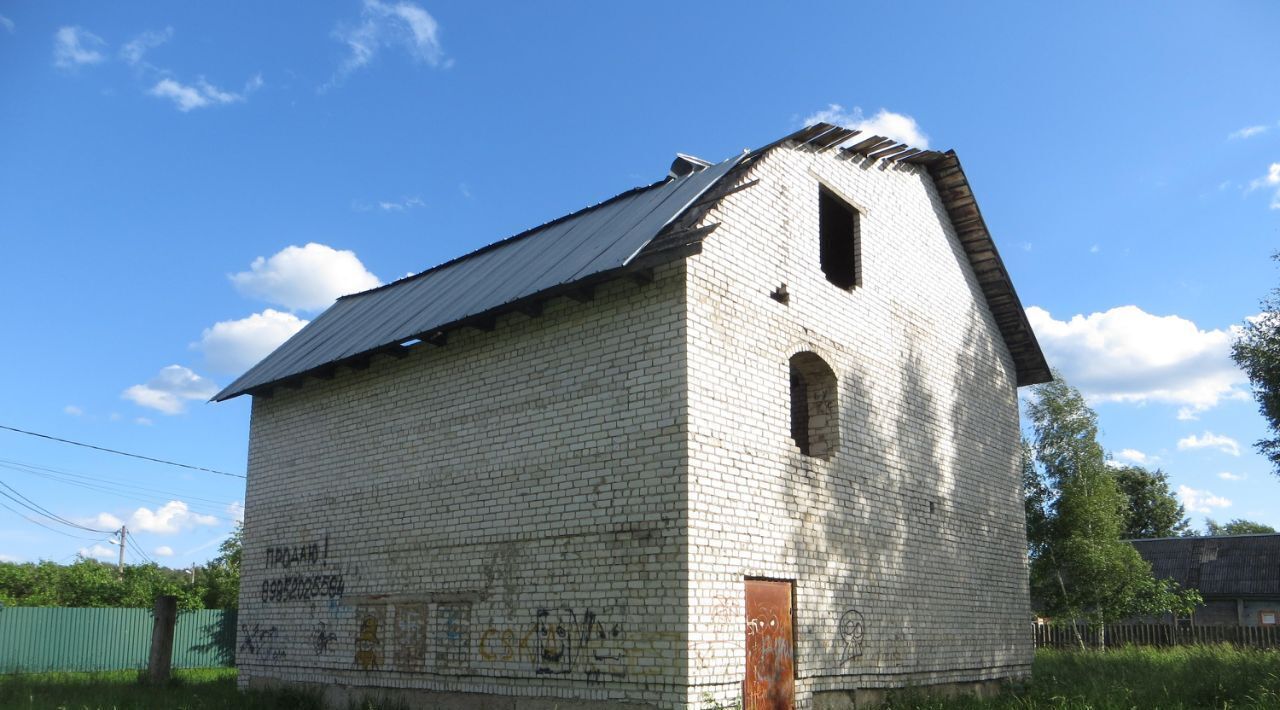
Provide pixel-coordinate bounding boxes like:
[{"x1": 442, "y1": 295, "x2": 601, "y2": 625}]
[{"x1": 0, "y1": 607, "x2": 236, "y2": 673}]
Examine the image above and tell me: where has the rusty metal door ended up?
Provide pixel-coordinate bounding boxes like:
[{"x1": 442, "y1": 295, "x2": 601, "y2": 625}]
[{"x1": 743, "y1": 580, "x2": 795, "y2": 710}]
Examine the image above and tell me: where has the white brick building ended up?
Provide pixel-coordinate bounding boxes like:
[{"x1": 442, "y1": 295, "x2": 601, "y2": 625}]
[{"x1": 215, "y1": 124, "x2": 1051, "y2": 709}]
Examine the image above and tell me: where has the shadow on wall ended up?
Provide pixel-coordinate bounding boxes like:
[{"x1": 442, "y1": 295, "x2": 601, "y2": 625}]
[{"x1": 783, "y1": 305, "x2": 1025, "y2": 686}]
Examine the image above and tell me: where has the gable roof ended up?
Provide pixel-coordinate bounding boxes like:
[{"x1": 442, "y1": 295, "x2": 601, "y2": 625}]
[
  {"x1": 1130, "y1": 534, "x2": 1280, "y2": 599},
  {"x1": 214, "y1": 124, "x2": 1050, "y2": 401}
]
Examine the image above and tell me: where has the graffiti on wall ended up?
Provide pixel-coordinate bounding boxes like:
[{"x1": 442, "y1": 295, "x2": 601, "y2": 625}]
[
  {"x1": 259, "y1": 534, "x2": 348, "y2": 604},
  {"x1": 436, "y1": 601, "x2": 472, "y2": 672},
  {"x1": 239, "y1": 622, "x2": 285, "y2": 660},
  {"x1": 393, "y1": 603, "x2": 429, "y2": 672},
  {"x1": 312, "y1": 621, "x2": 338, "y2": 656},
  {"x1": 353, "y1": 607, "x2": 385, "y2": 671},
  {"x1": 837, "y1": 609, "x2": 866, "y2": 664},
  {"x1": 472, "y1": 606, "x2": 629, "y2": 680}
]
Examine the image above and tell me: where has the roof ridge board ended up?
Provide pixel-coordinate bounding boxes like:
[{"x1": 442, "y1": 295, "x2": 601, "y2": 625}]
[{"x1": 339, "y1": 177, "x2": 673, "y2": 303}]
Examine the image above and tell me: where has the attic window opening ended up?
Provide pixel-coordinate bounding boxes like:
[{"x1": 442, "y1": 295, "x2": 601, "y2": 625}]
[
  {"x1": 819, "y1": 185, "x2": 860, "y2": 290},
  {"x1": 789, "y1": 352, "x2": 838, "y2": 459}
]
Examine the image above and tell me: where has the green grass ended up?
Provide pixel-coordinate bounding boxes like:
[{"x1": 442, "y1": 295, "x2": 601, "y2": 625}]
[
  {"x1": 2, "y1": 646, "x2": 1277, "y2": 710},
  {"x1": 0, "y1": 668, "x2": 320, "y2": 710},
  {"x1": 884, "y1": 645, "x2": 1280, "y2": 710}
]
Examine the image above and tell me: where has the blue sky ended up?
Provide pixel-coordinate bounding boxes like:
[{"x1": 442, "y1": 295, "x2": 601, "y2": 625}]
[{"x1": 1, "y1": 1, "x2": 1278, "y2": 567}]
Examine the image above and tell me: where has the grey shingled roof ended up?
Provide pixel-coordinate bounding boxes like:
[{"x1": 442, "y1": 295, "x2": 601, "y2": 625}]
[
  {"x1": 1131, "y1": 534, "x2": 1280, "y2": 598},
  {"x1": 213, "y1": 153, "x2": 746, "y2": 400},
  {"x1": 214, "y1": 123, "x2": 1052, "y2": 401}
]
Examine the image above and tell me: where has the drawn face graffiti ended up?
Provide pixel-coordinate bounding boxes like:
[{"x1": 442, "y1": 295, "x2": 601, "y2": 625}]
[
  {"x1": 354, "y1": 613, "x2": 383, "y2": 671},
  {"x1": 535, "y1": 608, "x2": 575, "y2": 674},
  {"x1": 838, "y1": 609, "x2": 865, "y2": 663}
]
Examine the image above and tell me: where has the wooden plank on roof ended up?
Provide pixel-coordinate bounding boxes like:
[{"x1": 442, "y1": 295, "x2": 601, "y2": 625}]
[
  {"x1": 867, "y1": 144, "x2": 911, "y2": 160},
  {"x1": 812, "y1": 128, "x2": 858, "y2": 149},
  {"x1": 843, "y1": 135, "x2": 888, "y2": 154},
  {"x1": 901, "y1": 150, "x2": 945, "y2": 164}
]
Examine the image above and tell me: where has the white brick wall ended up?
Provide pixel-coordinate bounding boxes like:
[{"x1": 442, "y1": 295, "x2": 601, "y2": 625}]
[
  {"x1": 238, "y1": 266, "x2": 694, "y2": 707},
  {"x1": 236, "y1": 142, "x2": 1033, "y2": 708},
  {"x1": 683, "y1": 145, "x2": 1032, "y2": 707}
]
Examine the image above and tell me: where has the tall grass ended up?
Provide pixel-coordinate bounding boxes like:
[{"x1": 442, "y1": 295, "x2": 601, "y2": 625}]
[
  {"x1": 2, "y1": 646, "x2": 1276, "y2": 709},
  {"x1": 885, "y1": 645, "x2": 1280, "y2": 709},
  {"x1": 0, "y1": 668, "x2": 320, "y2": 710}
]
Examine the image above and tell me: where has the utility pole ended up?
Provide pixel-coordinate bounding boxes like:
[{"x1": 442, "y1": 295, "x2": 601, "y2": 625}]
[{"x1": 117, "y1": 524, "x2": 126, "y2": 579}]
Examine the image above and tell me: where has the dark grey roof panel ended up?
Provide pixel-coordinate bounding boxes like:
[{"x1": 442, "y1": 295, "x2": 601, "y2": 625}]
[
  {"x1": 213, "y1": 154, "x2": 745, "y2": 401},
  {"x1": 1130, "y1": 534, "x2": 1280, "y2": 598}
]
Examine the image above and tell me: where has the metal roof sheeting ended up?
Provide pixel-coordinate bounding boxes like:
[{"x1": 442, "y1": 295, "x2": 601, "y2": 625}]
[
  {"x1": 213, "y1": 154, "x2": 745, "y2": 401},
  {"x1": 1131, "y1": 534, "x2": 1280, "y2": 599}
]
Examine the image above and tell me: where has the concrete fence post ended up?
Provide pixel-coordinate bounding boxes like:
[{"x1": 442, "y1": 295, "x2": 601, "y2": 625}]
[{"x1": 147, "y1": 595, "x2": 178, "y2": 684}]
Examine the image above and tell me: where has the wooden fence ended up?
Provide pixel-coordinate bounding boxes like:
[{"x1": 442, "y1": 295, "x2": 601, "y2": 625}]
[
  {"x1": 0, "y1": 607, "x2": 236, "y2": 673},
  {"x1": 1034, "y1": 622, "x2": 1280, "y2": 649}
]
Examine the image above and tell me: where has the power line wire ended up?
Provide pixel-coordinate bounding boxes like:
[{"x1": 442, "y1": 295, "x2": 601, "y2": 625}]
[
  {"x1": 0, "y1": 460, "x2": 239, "y2": 522},
  {"x1": 0, "y1": 498, "x2": 104, "y2": 540},
  {"x1": 0, "y1": 480, "x2": 114, "y2": 534},
  {"x1": 0, "y1": 424, "x2": 245, "y2": 479},
  {"x1": 125, "y1": 531, "x2": 154, "y2": 565}
]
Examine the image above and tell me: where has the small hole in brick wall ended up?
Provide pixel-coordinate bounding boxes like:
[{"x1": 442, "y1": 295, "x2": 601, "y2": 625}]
[
  {"x1": 770, "y1": 283, "x2": 790, "y2": 304},
  {"x1": 929, "y1": 501, "x2": 936, "y2": 514}
]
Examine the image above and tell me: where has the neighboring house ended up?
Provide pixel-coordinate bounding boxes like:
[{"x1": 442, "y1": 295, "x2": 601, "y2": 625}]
[
  {"x1": 214, "y1": 123, "x2": 1051, "y2": 709},
  {"x1": 1131, "y1": 534, "x2": 1280, "y2": 627}
]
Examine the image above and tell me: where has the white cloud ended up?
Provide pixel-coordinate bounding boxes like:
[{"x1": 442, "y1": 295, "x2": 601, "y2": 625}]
[
  {"x1": 1178, "y1": 431, "x2": 1241, "y2": 457},
  {"x1": 1178, "y1": 485, "x2": 1232, "y2": 515},
  {"x1": 378, "y1": 196, "x2": 424, "y2": 211},
  {"x1": 148, "y1": 77, "x2": 245, "y2": 112},
  {"x1": 0, "y1": 15, "x2": 14, "y2": 33},
  {"x1": 79, "y1": 543, "x2": 116, "y2": 560},
  {"x1": 1229, "y1": 125, "x2": 1268, "y2": 140},
  {"x1": 54, "y1": 26, "x2": 106, "y2": 69},
  {"x1": 1248, "y1": 163, "x2": 1280, "y2": 210},
  {"x1": 1217, "y1": 471, "x2": 1246, "y2": 481},
  {"x1": 135, "y1": 417, "x2": 153, "y2": 426},
  {"x1": 1115, "y1": 448, "x2": 1148, "y2": 465},
  {"x1": 1026, "y1": 305, "x2": 1248, "y2": 417},
  {"x1": 197, "y1": 309, "x2": 308, "y2": 374},
  {"x1": 327, "y1": 0, "x2": 448, "y2": 88},
  {"x1": 803, "y1": 104, "x2": 930, "y2": 149},
  {"x1": 0, "y1": 553, "x2": 22, "y2": 563},
  {"x1": 1089, "y1": 244, "x2": 1100, "y2": 254},
  {"x1": 230, "y1": 242, "x2": 381, "y2": 312},
  {"x1": 154, "y1": 545, "x2": 174, "y2": 557},
  {"x1": 63, "y1": 404, "x2": 84, "y2": 417},
  {"x1": 90, "y1": 512, "x2": 124, "y2": 529},
  {"x1": 130, "y1": 500, "x2": 218, "y2": 534},
  {"x1": 122, "y1": 365, "x2": 218, "y2": 415},
  {"x1": 227, "y1": 501, "x2": 245, "y2": 524},
  {"x1": 120, "y1": 27, "x2": 172, "y2": 67}
]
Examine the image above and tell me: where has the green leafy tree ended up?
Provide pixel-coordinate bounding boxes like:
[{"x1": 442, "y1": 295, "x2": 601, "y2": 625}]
[
  {"x1": 1205, "y1": 518, "x2": 1277, "y2": 536},
  {"x1": 1231, "y1": 252, "x2": 1280, "y2": 478},
  {"x1": 195, "y1": 523, "x2": 242, "y2": 610},
  {"x1": 1022, "y1": 438, "x2": 1052, "y2": 559},
  {"x1": 1111, "y1": 465, "x2": 1190, "y2": 539},
  {"x1": 1025, "y1": 374, "x2": 1200, "y2": 647}
]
